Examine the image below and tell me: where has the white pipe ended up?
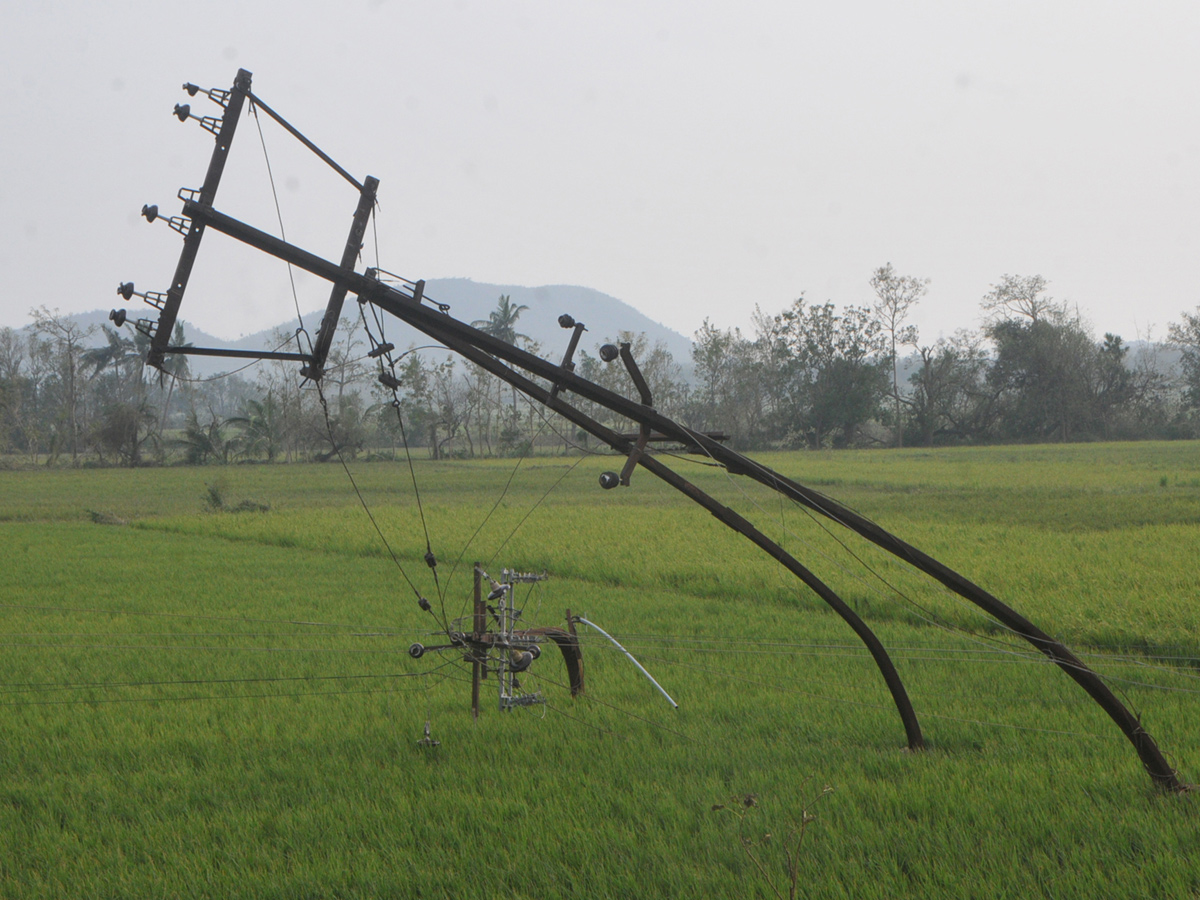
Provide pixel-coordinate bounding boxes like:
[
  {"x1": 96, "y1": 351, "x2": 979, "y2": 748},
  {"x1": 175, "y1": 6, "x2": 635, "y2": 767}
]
[{"x1": 575, "y1": 617, "x2": 678, "y2": 709}]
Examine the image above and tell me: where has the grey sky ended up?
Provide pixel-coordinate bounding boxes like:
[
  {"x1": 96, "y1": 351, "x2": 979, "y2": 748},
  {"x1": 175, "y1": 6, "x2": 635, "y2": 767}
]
[{"x1": 2, "y1": 1, "x2": 1197, "y2": 348}]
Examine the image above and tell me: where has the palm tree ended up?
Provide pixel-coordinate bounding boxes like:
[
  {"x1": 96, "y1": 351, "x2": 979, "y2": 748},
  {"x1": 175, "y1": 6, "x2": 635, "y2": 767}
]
[
  {"x1": 228, "y1": 393, "x2": 284, "y2": 461},
  {"x1": 83, "y1": 326, "x2": 155, "y2": 465},
  {"x1": 82, "y1": 326, "x2": 138, "y2": 385},
  {"x1": 472, "y1": 295, "x2": 529, "y2": 346},
  {"x1": 473, "y1": 295, "x2": 531, "y2": 443},
  {"x1": 171, "y1": 410, "x2": 231, "y2": 465}
]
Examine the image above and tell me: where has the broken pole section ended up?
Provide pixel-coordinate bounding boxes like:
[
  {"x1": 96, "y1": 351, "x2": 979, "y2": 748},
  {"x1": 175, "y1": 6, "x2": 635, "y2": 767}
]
[{"x1": 721, "y1": 462, "x2": 1186, "y2": 792}]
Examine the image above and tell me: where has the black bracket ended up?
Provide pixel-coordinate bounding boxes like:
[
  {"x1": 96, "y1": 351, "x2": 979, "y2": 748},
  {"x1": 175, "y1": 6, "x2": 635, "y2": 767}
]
[
  {"x1": 617, "y1": 342, "x2": 653, "y2": 486},
  {"x1": 549, "y1": 314, "x2": 587, "y2": 400}
]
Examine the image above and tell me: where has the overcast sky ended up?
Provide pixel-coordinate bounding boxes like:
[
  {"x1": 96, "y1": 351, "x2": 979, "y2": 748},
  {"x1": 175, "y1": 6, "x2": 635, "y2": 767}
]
[{"x1": 2, "y1": 1, "x2": 1198, "y2": 349}]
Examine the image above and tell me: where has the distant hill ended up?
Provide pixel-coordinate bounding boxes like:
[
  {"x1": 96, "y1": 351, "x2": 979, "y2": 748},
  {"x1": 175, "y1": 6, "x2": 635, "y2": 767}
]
[{"x1": 8, "y1": 280, "x2": 696, "y2": 380}]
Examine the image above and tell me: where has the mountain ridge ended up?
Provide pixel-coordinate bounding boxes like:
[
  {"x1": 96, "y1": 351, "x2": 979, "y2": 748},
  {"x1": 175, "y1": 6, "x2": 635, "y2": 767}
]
[{"x1": 8, "y1": 280, "x2": 697, "y2": 379}]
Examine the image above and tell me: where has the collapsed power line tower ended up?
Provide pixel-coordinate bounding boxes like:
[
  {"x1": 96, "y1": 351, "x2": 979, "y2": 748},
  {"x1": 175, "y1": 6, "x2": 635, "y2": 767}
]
[{"x1": 117, "y1": 69, "x2": 1185, "y2": 792}]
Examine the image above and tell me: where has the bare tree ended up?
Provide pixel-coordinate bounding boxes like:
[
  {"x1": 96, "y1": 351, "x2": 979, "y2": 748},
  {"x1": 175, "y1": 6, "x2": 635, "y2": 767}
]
[
  {"x1": 29, "y1": 307, "x2": 94, "y2": 463},
  {"x1": 981, "y1": 274, "x2": 1055, "y2": 324},
  {"x1": 1168, "y1": 306, "x2": 1200, "y2": 411},
  {"x1": 870, "y1": 263, "x2": 927, "y2": 447},
  {"x1": 0, "y1": 327, "x2": 35, "y2": 459}
]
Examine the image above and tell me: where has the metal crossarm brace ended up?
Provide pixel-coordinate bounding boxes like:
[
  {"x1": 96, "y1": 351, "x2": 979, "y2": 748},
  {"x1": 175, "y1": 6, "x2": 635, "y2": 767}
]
[{"x1": 304, "y1": 175, "x2": 379, "y2": 380}]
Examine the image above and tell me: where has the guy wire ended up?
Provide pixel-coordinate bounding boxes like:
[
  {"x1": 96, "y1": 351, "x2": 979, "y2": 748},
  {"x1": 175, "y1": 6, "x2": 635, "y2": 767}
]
[
  {"x1": 251, "y1": 81, "x2": 443, "y2": 629},
  {"x1": 439, "y1": 389, "x2": 558, "y2": 603},
  {"x1": 313, "y1": 375, "x2": 444, "y2": 631},
  {"x1": 356, "y1": 297, "x2": 446, "y2": 619},
  {"x1": 250, "y1": 98, "x2": 308, "y2": 339},
  {"x1": 0, "y1": 665, "x2": 459, "y2": 698}
]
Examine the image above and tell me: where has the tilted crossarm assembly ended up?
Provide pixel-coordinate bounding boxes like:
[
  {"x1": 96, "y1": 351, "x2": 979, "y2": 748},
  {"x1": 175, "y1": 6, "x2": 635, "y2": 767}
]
[{"x1": 117, "y1": 69, "x2": 1185, "y2": 791}]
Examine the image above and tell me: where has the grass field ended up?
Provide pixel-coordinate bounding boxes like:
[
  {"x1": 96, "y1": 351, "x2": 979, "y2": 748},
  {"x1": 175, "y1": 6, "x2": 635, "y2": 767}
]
[{"x1": 1, "y1": 442, "x2": 1198, "y2": 898}]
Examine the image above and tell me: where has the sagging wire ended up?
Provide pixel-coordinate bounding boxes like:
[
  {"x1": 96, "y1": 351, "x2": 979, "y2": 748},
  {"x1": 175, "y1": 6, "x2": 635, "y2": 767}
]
[
  {"x1": 683, "y1": 439, "x2": 1053, "y2": 666},
  {"x1": 249, "y1": 96, "x2": 309, "y2": 345},
  {"x1": 533, "y1": 671, "x2": 691, "y2": 742},
  {"x1": 0, "y1": 601, "x2": 395, "y2": 632},
  {"x1": 354, "y1": 297, "x2": 446, "y2": 623},
  {"x1": 312, "y1": 374, "x2": 444, "y2": 631},
  {"x1": 477, "y1": 443, "x2": 583, "y2": 575},
  {"x1": 626, "y1": 641, "x2": 1197, "y2": 697},
  {"x1": 2, "y1": 681, "x2": 438, "y2": 710},
  {"x1": 442, "y1": 432, "x2": 547, "y2": 602},
  {"x1": 352, "y1": 296, "x2": 580, "y2": 626},
  {"x1": 520, "y1": 389, "x2": 607, "y2": 457},
  {"x1": 442, "y1": 383, "x2": 598, "y2": 623},
  {"x1": 352, "y1": 282, "x2": 613, "y2": 625},
  {"x1": 562, "y1": 629, "x2": 1200, "y2": 697},
  {"x1": 590, "y1": 634, "x2": 1192, "y2": 673},
  {"x1": 0, "y1": 663, "x2": 460, "y2": 698},
  {"x1": 0, "y1": 631, "x2": 410, "y2": 639},
  {"x1": 629, "y1": 650, "x2": 1108, "y2": 741},
  {"x1": 662, "y1": 443, "x2": 1093, "y2": 719},
  {"x1": 707, "y1": 463, "x2": 1189, "y2": 714},
  {"x1": 543, "y1": 701, "x2": 620, "y2": 738},
  {"x1": 10, "y1": 622, "x2": 1187, "y2": 681},
  {"x1": 246, "y1": 115, "x2": 447, "y2": 635}
]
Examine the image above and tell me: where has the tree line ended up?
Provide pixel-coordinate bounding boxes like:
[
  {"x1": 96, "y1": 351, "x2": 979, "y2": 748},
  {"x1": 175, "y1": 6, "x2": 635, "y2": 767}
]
[
  {"x1": 688, "y1": 268, "x2": 1200, "y2": 449},
  {"x1": 3, "y1": 275, "x2": 1200, "y2": 466}
]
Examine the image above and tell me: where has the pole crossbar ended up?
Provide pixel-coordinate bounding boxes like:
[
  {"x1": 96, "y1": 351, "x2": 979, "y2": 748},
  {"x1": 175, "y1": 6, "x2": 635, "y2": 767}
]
[{"x1": 164, "y1": 346, "x2": 312, "y2": 363}]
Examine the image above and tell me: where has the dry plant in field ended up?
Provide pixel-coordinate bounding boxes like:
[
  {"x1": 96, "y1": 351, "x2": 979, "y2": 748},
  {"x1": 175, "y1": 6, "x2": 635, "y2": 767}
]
[
  {"x1": 712, "y1": 783, "x2": 833, "y2": 900},
  {"x1": 86, "y1": 510, "x2": 127, "y2": 526},
  {"x1": 204, "y1": 480, "x2": 269, "y2": 513}
]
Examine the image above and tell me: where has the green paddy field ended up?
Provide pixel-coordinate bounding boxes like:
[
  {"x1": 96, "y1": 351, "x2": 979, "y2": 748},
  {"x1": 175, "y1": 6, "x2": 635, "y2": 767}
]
[{"x1": 1, "y1": 442, "x2": 1198, "y2": 898}]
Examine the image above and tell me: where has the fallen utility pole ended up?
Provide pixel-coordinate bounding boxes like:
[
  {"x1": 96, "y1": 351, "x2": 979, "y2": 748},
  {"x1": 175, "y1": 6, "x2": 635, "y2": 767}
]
[{"x1": 118, "y1": 68, "x2": 1186, "y2": 791}]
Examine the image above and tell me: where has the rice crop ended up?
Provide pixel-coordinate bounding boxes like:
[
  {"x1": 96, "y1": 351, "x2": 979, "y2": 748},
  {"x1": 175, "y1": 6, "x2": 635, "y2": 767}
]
[{"x1": 1, "y1": 442, "x2": 1197, "y2": 898}]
